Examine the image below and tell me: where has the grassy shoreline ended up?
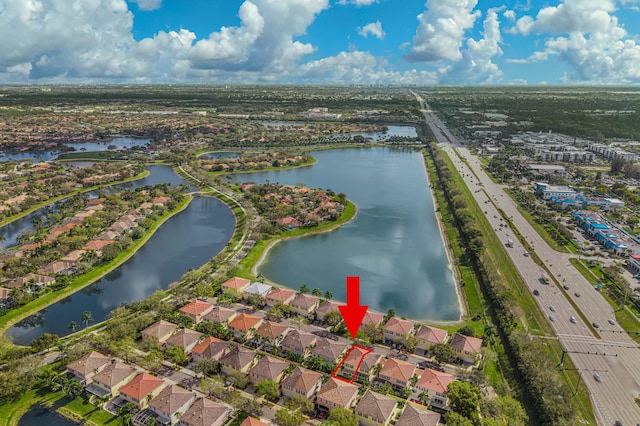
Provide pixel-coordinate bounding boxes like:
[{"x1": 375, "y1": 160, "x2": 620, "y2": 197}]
[
  {"x1": 0, "y1": 169, "x2": 150, "y2": 229},
  {"x1": 0, "y1": 195, "x2": 193, "y2": 339}
]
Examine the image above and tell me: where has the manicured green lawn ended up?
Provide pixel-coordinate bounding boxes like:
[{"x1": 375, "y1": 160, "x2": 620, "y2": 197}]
[{"x1": 57, "y1": 397, "x2": 118, "y2": 425}]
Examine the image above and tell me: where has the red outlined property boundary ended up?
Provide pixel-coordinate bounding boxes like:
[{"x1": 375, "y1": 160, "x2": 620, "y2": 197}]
[{"x1": 331, "y1": 344, "x2": 372, "y2": 383}]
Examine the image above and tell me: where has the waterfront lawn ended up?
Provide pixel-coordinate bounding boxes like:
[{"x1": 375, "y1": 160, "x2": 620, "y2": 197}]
[
  {"x1": 57, "y1": 397, "x2": 117, "y2": 425},
  {"x1": 56, "y1": 151, "x2": 127, "y2": 161},
  {"x1": 0, "y1": 195, "x2": 193, "y2": 337}
]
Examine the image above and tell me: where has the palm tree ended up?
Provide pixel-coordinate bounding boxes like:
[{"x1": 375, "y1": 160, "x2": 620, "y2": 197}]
[
  {"x1": 68, "y1": 321, "x2": 77, "y2": 333},
  {"x1": 324, "y1": 291, "x2": 333, "y2": 300},
  {"x1": 80, "y1": 310, "x2": 93, "y2": 329},
  {"x1": 298, "y1": 284, "x2": 309, "y2": 294},
  {"x1": 418, "y1": 391, "x2": 430, "y2": 405},
  {"x1": 311, "y1": 288, "x2": 322, "y2": 297}
]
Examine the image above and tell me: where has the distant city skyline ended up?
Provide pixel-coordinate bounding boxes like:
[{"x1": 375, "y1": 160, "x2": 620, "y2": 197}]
[{"x1": 1, "y1": 0, "x2": 640, "y2": 85}]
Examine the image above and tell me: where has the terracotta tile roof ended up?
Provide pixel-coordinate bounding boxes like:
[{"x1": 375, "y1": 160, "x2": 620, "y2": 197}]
[
  {"x1": 180, "y1": 397, "x2": 229, "y2": 426},
  {"x1": 360, "y1": 352, "x2": 383, "y2": 372},
  {"x1": 355, "y1": 390, "x2": 397, "y2": 422},
  {"x1": 191, "y1": 337, "x2": 228, "y2": 359},
  {"x1": 266, "y1": 287, "x2": 296, "y2": 303},
  {"x1": 179, "y1": 299, "x2": 213, "y2": 316},
  {"x1": 141, "y1": 320, "x2": 177, "y2": 340},
  {"x1": 362, "y1": 311, "x2": 385, "y2": 326},
  {"x1": 119, "y1": 373, "x2": 165, "y2": 401},
  {"x1": 203, "y1": 306, "x2": 236, "y2": 324},
  {"x1": 220, "y1": 345, "x2": 256, "y2": 370},
  {"x1": 67, "y1": 351, "x2": 111, "y2": 377},
  {"x1": 221, "y1": 276, "x2": 251, "y2": 290},
  {"x1": 148, "y1": 384, "x2": 195, "y2": 416},
  {"x1": 449, "y1": 333, "x2": 483, "y2": 354},
  {"x1": 255, "y1": 321, "x2": 290, "y2": 340},
  {"x1": 239, "y1": 418, "x2": 269, "y2": 426},
  {"x1": 315, "y1": 300, "x2": 343, "y2": 317},
  {"x1": 82, "y1": 239, "x2": 112, "y2": 251},
  {"x1": 281, "y1": 366, "x2": 322, "y2": 395},
  {"x1": 317, "y1": 377, "x2": 359, "y2": 408},
  {"x1": 415, "y1": 325, "x2": 449, "y2": 345},
  {"x1": 165, "y1": 328, "x2": 203, "y2": 349},
  {"x1": 379, "y1": 358, "x2": 416, "y2": 384},
  {"x1": 384, "y1": 317, "x2": 415, "y2": 335},
  {"x1": 249, "y1": 355, "x2": 289, "y2": 382},
  {"x1": 311, "y1": 338, "x2": 348, "y2": 362},
  {"x1": 281, "y1": 329, "x2": 317, "y2": 353},
  {"x1": 396, "y1": 403, "x2": 441, "y2": 426},
  {"x1": 227, "y1": 313, "x2": 262, "y2": 332},
  {"x1": 291, "y1": 293, "x2": 320, "y2": 310},
  {"x1": 92, "y1": 362, "x2": 137, "y2": 389},
  {"x1": 416, "y1": 368, "x2": 455, "y2": 394}
]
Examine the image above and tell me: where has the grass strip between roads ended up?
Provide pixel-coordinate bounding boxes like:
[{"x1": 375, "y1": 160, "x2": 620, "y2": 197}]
[{"x1": 0, "y1": 195, "x2": 193, "y2": 337}]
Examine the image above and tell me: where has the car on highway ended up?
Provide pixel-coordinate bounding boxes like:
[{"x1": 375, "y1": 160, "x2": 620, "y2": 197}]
[
  {"x1": 570, "y1": 316, "x2": 577, "y2": 324},
  {"x1": 549, "y1": 315, "x2": 555, "y2": 322},
  {"x1": 594, "y1": 372, "x2": 602, "y2": 382},
  {"x1": 563, "y1": 284, "x2": 569, "y2": 290},
  {"x1": 533, "y1": 289, "x2": 539, "y2": 296},
  {"x1": 574, "y1": 292, "x2": 581, "y2": 297},
  {"x1": 592, "y1": 322, "x2": 600, "y2": 328},
  {"x1": 550, "y1": 305, "x2": 555, "y2": 312},
  {"x1": 523, "y1": 252, "x2": 529, "y2": 257},
  {"x1": 608, "y1": 319, "x2": 616, "y2": 325}
]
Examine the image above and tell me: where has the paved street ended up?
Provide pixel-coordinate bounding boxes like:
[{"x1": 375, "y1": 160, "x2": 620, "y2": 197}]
[{"x1": 414, "y1": 91, "x2": 640, "y2": 425}]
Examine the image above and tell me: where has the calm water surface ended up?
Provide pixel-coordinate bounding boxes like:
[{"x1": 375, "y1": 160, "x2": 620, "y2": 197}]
[
  {"x1": 19, "y1": 406, "x2": 76, "y2": 426},
  {"x1": 0, "y1": 137, "x2": 149, "y2": 162},
  {"x1": 233, "y1": 147, "x2": 459, "y2": 320},
  {"x1": 6, "y1": 166, "x2": 235, "y2": 345}
]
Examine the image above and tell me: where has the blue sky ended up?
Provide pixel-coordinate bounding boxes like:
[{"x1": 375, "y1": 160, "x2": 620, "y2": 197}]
[{"x1": 1, "y1": 0, "x2": 640, "y2": 84}]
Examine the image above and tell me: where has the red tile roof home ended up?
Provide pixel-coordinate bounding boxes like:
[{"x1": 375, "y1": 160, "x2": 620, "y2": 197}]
[
  {"x1": 61, "y1": 249, "x2": 86, "y2": 263},
  {"x1": 18, "y1": 241, "x2": 48, "y2": 251},
  {"x1": 248, "y1": 355, "x2": 290, "y2": 384},
  {"x1": 227, "y1": 313, "x2": 263, "y2": 337},
  {"x1": 141, "y1": 320, "x2": 178, "y2": 343},
  {"x1": 362, "y1": 311, "x2": 385, "y2": 326},
  {"x1": 239, "y1": 418, "x2": 269, "y2": 426},
  {"x1": 449, "y1": 333, "x2": 483, "y2": 363},
  {"x1": 281, "y1": 329, "x2": 317, "y2": 357},
  {"x1": 378, "y1": 358, "x2": 417, "y2": 389},
  {"x1": 396, "y1": 403, "x2": 441, "y2": 426},
  {"x1": 275, "y1": 216, "x2": 302, "y2": 229},
  {"x1": 255, "y1": 321, "x2": 290, "y2": 341},
  {"x1": 148, "y1": 384, "x2": 196, "y2": 423},
  {"x1": 281, "y1": 366, "x2": 323, "y2": 399},
  {"x1": 179, "y1": 397, "x2": 230, "y2": 426},
  {"x1": 265, "y1": 287, "x2": 296, "y2": 306},
  {"x1": 341, "y1": 347, "x2": 382, "y2": 380},
  {"x1": 415, "y1": 325, "x2": 449, "y2": 350},
  {"x1": 153, "y1": 196, "x2": 171, "y2": 204},
  {"x1": 165, "y1": 328, "x2": 203, "y2": 352},
  {"x1": 414, "y1": 368, "x2": 456, "y2": 408},
  {"x1": 67, "y1": 351, "x2": 111, "y2": 383},
  {"x1": 290, "y1": 293, "x2": 320, "y2": 316},
  {"x1": 383, "y1": 317, "x2": 416, "y2": 342},
  {"x1": 119, "y1": 373, "x2": 165, "y2": 407},
  {"x1": 203, "y1": 306, "x2": 237, "y2": 324},
  {"x1": 355, "y1": 390, "x2": 398, "y2": 426},
  {"x1": 87, "y1": 198, "x2": 105, "y2": 206},
  {"x1": 82, "y1": 239, "x2": 113, "y2": 251},
  {"x1": 311, "y1": 338, "x2": 349, "y2": 363},
  {"x1": 221, "y1": 276, "x2": 252, "y2": 292},
  {"x1": 316, "y1": 377, "x2": 360, "y2": 410},
  {"x1": 191, "y1": 337, "x2": 229, "y2": 362},
  {"x1": 179, "y1": 299, "x2": 214, "y2": 323}
]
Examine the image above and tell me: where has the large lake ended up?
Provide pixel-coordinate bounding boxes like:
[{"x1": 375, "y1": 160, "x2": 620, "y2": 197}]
[
  {"x1": 5, "y1": 166, "x2": 235, "y2": 345},
  {"x1": 233, "y1": 147, "x2": 459, "y2": 320},
  {"x1": 0, "y1": 137, "x2": 149, "y2": 162}
]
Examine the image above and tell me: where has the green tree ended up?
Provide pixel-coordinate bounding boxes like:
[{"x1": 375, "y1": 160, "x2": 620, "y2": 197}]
[
  {"x1": 254, "y1": 380, "x2": 280, "y2": 402},
  {"x1": 311, "y1": 288, "x2": 322, "y2": 297},
  {"x1": 275, "y1": 409, "x2": 305, "y2": 426},
  {"x1": 298, "y1": 284, "x2": 309, "y2": 294},
  {"x1": 247, "y1": 294, "x2": 266, "y2": 310},
  {"x1": 284, "y1": 394, "x2": 314, "y2": 415},
  {"x1": 193, "y1": 282, "x2": 215, "y2": 299},
  {"x1": 100, "y1": 243, "x2": 120, "y2": 261},
  {"x1": 457, "y1": 325, "x2": 476, "y2": 337},
  {"x1": 68, "y1": 321, "x2": 77, "y2": 333},
  {"x1": 192, "y1": 359, "x2": 221, "y2": 376},
  {"x1": 80, "y1": 310, "x2": 93, "y2": 329},
  {"x1": 226, "y1": 368, "x2": 249, "y2": 389},
  {"x1": 326, "y1": 407, "x2": 359, "y2": 426},
  {"x1": 448, "y1": 381, "x2": 481, "y2": 421},
  {"x1": 324, "y1": 290, "x2": 333, "y2": 300},
  {"x1": 444, "y1": 411, "x2": 474, "y2": 426},
  {"x1": 323, "y1": 310, "x2": 343, "y2": 327},
  {"x1": 431, "y1": 343, "x2": 456, "y2": 364},
  {"x1": 31, "y1": 333, "x2": 60, "y2": 352},
  {"x1": 165, "y1": 345, "x2": 187, "y2": 366},
  {"x1": 480, "y1": 395, "x2": 528, "y2": 426}
]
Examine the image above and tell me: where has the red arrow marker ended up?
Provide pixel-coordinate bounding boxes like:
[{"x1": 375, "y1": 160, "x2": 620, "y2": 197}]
[{"x1": 339, "y1": 276, "x2": 368, "y2": 340}]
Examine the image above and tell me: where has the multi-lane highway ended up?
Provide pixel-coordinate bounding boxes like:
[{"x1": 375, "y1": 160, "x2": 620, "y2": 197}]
[{"x1": 414, "y1": 92, "x2": 640, "y2": 425}]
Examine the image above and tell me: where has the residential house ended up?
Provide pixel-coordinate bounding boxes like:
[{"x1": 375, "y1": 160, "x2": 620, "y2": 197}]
[
  {"x1": 96, "y1": 231, "x2": 119, "y2": 241},
  {"x1": 178, "y1": 397, "x2": 229, "y2": 426},
  {"x1": 220, "y1": 276, "x2": 252, "y2": 293},
  {"x1": 119, "y1": 373, "x2": 166, "y2": 409},
  {"x1": 248, "y1": 355, "x2": 289, "y2": 384},
  {"x1": 220, "y1": 345, "x2": 257, "y2": 374},
  {"x1": 141, "y1": 320, "x2": 178, "y2": 344},
  {"x1": 203, "y1": 306, "x2": 237, "y2": 324},
  {"x1": 39, "y1": 260, "x2": 76, "y2": 276},
  {"x1": 243, "y1": 282, "x2": 272, "y2": 300},
  {"x1": 415, "y1": 325, "x2": 448, "y2": 353},
  {"x1": 311, "y1": 338, "x2": 348, "y2": 364},
  {"x1": 378, "y1": 358, "x2": 416, "y2": 391},
  {"x1": 9, "y1": 273, "x2": 55, "y2": 290},
  {"x1": 275, "y1": 216, "x2": 302, "y2": 230},
  {"x1": 414, "y1": 368, "x2": 455, "y2": 409},
  {"x1": 0, "y1": 287, "x2": 10, "y2": 306},
  {"x1": 396, "y1": 403, "x2": 441, "y2": 426},
  {"x1": 265, "y1": 287, "x2": 296, "y2": 307},
  {"x1": 383, "y1": 317, "x2": 415, "y2": 343},
  {"x1": 316, "y1": 377, "x2": 360, "y2": 411},
  {"x1": 239, "y1": 418, "x2": 269, "y2": 426},
  {"x1": 148, "y1": 385, "x2": 196, "y2": 425},
  {"x1": 281, "y1": 329, "x2": 317, "y2": 358},
  {"x1": 85, "y1": 361, "x2": 138, "y2": 399},
  {"x1": 67, "y1": 351, "x2": 111, "y2": 384},
  {"x1": 82, "y1": 239, "x2": 113, "y2": 253},
  {"x1": 315, "y1": 300, "x2": 343, "y2": 321},
  {"x1": 191, "y1": 337, "x2": 229, "y2": 362},
  {"x1": 255, "y1": 321, "x2": 290, "y2": 344},
  {"x1": 165, "y1": 329, "x2": 203, "y2": 353},
  {"x1": 341, "y1": 347, "x2": 382, "y2": 382},
  {"x1": 281, "y1": 366, "x2": 323, "y2": 399},
  {"x1": 227, "y1": 313, "x2": 263, "y2": 339},
  {"x1": 61, "y1": 249, "x2": 86, "y2": 263},
  {"x1": 362, "y1": 311, "x2": 385, "y2": 327},
  {"x1": 449, "y1": 333, "x2": 483, "y2": 364},
  {"x1": 290, "y1": 293, "x2": 320, "y2": 317},
  {"x1": 355, "y1": 390, "x2": 398, "y2": 426},
  {"x1": 179, "y1": 299, "x2": 214, "y2": 324}
]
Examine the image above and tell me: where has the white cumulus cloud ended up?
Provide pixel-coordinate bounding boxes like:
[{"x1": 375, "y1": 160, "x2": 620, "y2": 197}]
[
  {"x1": 131, "y1": 0, "x2": 162, "y2": 11},
  {"x1": 338, "y1": 0, "x2": 379, "y2": 6},
  {"x1": 357, "y1": 21, "x2": 386, "y2": 40},
  {"x1": 405, "y1": 0, "x2": 481, "y2": 62}
]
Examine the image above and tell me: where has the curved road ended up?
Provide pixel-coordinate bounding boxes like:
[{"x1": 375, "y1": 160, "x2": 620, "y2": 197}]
[{"x1": 414, "y1": 92, "x2": 640, "y2": 425}]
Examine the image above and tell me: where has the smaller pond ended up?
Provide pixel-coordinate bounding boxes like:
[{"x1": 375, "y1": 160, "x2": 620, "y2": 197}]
[
  {"x1": 0, "y1": 138, "x2": 150, "y2": 163},
  {"x1": 328, "y1": 125, "x2": 418, "y2": 141},
  {"x1": 19, "y1": 405, "x2": 76, "y2": 426},
  {"x1": 199, "y1": 151, "x2": 240, "y2": 159}
]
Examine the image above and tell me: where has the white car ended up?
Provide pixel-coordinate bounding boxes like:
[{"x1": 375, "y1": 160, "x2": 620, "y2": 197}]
[
  {"x1": 594, "y1": 373, "x2": 602, "y2": 383},
  {"x1": 608, "y1": 319, "x2": 616, "y2": 325},
  {"x1": 550, "y1": 306, "x2": 555, "y2": 312},
  {"x1": 570, "y1": 316, "x2": 577, "y2": 324}
]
